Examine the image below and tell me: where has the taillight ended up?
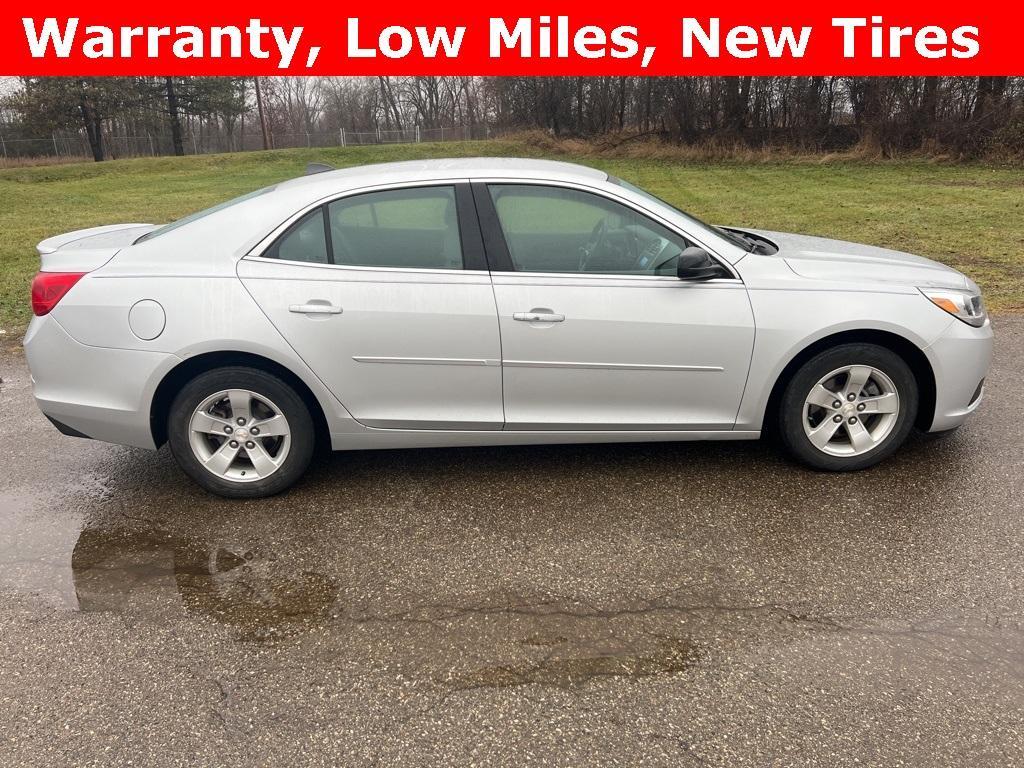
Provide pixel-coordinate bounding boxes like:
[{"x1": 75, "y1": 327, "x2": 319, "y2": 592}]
[{"x1": 31, "y1": 272, "x2": 86, "y2": 316}]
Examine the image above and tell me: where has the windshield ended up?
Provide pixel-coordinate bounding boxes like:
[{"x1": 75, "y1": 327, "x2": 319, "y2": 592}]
[
  {"x1": 134, "y1": 185, "x2": 277, "y2": 244},
  {"x1": 609, "y1": 177, "x2": 754, "y2": 252}
]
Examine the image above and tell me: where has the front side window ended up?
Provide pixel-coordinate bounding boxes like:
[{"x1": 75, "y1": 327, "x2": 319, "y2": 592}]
[
  {"x1": 327, "y1": 186, "x2": 463, "y2": 270},
  {"x1": 488, "y1": 184, "x2": 695, "y2": 276}
]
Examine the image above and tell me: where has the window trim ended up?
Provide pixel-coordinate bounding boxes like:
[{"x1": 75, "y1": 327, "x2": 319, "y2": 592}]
[
  {"x1": 471, "y1": 179, "x2": 741, "y2": 282},
  {"x1": 246, "y1": 180, "x2": 487, "y2": 273}
]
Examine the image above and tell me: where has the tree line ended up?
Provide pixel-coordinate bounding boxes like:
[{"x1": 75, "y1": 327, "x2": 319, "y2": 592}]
[{"x1": 2, "y1": 76, "x2": 1021, "y2": 161}]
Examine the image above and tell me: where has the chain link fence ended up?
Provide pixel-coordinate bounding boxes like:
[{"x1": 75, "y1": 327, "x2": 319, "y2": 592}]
[{"x1": 0, "y1": 123, "x2": 493, "y2": 164}]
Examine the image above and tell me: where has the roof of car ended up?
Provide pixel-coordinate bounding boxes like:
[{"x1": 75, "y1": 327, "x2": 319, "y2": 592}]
[{"x1": 277, "y1": 157, "x2": 608, "y2": 192}]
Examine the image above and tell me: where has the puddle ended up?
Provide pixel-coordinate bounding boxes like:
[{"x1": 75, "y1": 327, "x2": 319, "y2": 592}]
[
  {"x1": 0, "y1": 491, "x2": 85, "y2": 608},
  {"x1": 70, "y1": 527, "x2": 338, "y2": 641},
  {"x1": 444, "y1": 637, "x2": 697, "y2": 690},
  {"x1": 0, "y1": 490, "x2": 341, "y2": 642},
  {"x1": 6, "y1": 513, "x2": 702, "y2": 687}
]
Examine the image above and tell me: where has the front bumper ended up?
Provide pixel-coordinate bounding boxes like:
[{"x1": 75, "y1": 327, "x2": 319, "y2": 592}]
[
  {"x1": 925, "y1": 317, "x2": 994, "y2": 432},
  {"x1": 23, "y1": 315, "x2": 179, "y2": 449}
]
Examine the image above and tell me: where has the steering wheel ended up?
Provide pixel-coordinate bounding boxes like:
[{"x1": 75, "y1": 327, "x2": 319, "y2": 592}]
[{"x1": 578, "y1": 220, "x2": 608, "y2": 271}]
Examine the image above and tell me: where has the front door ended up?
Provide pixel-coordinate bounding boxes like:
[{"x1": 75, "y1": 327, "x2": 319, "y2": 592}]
[
  {"x1": 239, "y1": 183, "x2": 504, "y2": 430},
  {"x1": 479, "y1": 182, "x2": 755, "y2": 430}
]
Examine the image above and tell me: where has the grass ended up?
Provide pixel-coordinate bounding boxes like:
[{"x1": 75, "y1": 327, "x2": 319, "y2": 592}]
[{"x1": 1, "y1": 138, "x2": 1022, "y2": 337}]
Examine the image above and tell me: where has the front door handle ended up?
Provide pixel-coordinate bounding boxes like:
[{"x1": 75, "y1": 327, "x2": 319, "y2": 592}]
[
  {"x1": 289, "y1": 302, "x2": 343, "y2": 315},
  {"x1": 513, "y1": 309, "x2": 565, "y2": 323}
]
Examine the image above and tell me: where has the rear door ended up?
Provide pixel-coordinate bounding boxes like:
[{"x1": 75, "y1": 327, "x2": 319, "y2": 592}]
[{"x1": 238, "y1": 182, "x2": 504, "y2": 430}]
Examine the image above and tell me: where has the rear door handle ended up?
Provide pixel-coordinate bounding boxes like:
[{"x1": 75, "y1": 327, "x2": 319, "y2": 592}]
[
  {"x1": 513, "y1": 310, "x2": 565, "y2": 323},
  {"x1": 289, "y1": 302, "x2": 342, "y2": 315}
]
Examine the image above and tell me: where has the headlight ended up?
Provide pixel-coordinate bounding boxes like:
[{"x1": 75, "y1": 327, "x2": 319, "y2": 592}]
[{"x1": 919, "y1": 287, "x2": 987, "y2": 327}]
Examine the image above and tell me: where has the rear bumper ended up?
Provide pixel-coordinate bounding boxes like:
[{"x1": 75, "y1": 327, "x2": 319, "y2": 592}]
[
  {"x1": 23, "y1": 315, "x2": 179, "y2": 449},
  {"x1": 926, "y1": 318, "x2": 994, "y2": 432}
]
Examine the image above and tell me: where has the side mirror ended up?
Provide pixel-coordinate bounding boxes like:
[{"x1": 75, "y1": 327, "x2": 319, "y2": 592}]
[{"x1": 676, "y1": 246, "x2": 727, "y2": 281}]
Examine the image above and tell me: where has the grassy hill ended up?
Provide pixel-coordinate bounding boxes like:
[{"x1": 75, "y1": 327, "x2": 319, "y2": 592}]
[{"x1": 2, "y1": 138, "x2": 1021, "y2": 336}]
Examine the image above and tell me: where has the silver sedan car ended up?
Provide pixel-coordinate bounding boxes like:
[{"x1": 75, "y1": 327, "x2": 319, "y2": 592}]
[{"x1": 25, "y1": 158, "x2": 993, "y2": 497}]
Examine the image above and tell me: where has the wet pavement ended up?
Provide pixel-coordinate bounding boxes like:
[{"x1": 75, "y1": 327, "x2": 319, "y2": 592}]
[{"x1": 1, "y1": 319, "x2": 1022, "y2": 767}]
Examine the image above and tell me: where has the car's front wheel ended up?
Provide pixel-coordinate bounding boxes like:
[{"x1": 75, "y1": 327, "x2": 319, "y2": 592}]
[
  {"x1": 779, "y1": 343, "x2": 918, "y2": 471},
  {"x1": 167, "y1": 367, "x2": 315, "y2": 497}
]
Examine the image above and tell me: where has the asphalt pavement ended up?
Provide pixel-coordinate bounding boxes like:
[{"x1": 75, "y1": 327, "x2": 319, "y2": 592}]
[{"x1": 1, "y1": 319, "x2": 1022, "y2": 767}]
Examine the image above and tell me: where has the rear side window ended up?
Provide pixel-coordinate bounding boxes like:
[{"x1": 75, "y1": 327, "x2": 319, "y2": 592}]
[
  {"x1": 264, "y1": 208, "x2": 329, "y2": 264},
  {"x1": 135, "y1": 185, "x2": 276, "y2": 244},
  {"x1": 327, "y1": 186, "x2": 463, "y2": 270}
]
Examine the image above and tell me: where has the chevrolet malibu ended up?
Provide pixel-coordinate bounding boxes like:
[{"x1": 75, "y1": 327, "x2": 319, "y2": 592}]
[{"x1": 24, "y1": 158, "x2": 993, "y2": 497}]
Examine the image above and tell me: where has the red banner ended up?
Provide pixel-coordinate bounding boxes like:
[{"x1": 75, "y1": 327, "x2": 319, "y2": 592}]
[{"x1": 2, "y1": 1, "x2": 1021, "y2": 75}]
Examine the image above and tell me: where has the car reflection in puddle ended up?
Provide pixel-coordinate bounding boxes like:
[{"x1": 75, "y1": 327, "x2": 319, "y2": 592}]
[{"x1": 71, "y1": 527, "x2": 337, "y2": 642}]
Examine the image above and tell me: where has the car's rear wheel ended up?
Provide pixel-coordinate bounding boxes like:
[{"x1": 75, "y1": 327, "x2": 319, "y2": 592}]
[
  {"x1": 779, "y1": 343, "x2": 918, "y2": 471},
  {"x1": 167, "y1": 367, "x2": 315, "y2": 498}
]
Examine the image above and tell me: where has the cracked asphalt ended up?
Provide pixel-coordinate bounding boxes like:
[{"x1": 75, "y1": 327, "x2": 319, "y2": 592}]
[{"x1": 1, "y1": 318, "x2": 1022, "y2": 767}]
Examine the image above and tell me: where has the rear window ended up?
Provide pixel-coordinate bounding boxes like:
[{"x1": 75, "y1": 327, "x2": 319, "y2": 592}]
[{"x1": 134, "y1": 185, "x2": 277, "y2": 244}]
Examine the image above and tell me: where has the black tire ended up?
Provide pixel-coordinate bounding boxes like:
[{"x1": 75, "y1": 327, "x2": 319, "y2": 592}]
[
  {"x1": 167, "y1": 366, "x2": 315, "y2": 498},
  {"x1": 778, "y1": 343, "x2": 918, "y2": 471}
]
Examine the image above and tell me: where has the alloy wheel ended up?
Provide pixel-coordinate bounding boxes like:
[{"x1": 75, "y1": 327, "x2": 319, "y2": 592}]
[
  {"x1": 802, "y1": 365, "x2": 900, "y2": 457},
  {"x1": 188, "y1": 389, "x2": 292, "y2": 482}
]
